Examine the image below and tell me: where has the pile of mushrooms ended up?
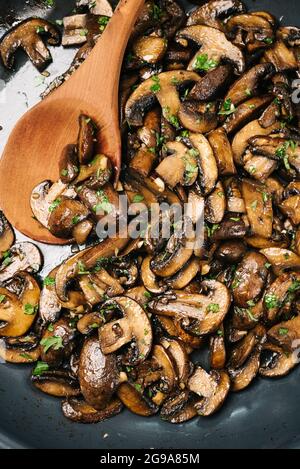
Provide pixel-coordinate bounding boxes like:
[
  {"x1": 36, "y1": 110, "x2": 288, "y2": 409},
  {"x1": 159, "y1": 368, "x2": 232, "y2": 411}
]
[{"x1": 1, "y1": 0, "x2": 300, "y2": 424}]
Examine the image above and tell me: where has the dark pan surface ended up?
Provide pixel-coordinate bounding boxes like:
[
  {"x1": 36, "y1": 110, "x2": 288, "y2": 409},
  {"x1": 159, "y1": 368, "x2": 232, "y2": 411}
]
[{"x1": 0, "y1": 0, "x2": 300, "y2": 449}]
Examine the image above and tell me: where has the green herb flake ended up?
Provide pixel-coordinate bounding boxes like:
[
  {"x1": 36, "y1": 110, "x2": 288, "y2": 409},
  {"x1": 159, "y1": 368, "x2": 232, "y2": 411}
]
[
  {"x1": 216, "y1": 329, "x2": 223, "y2": 337},
  {"x1": 72, "y1": 215, "x2": 80, "y2": 225},
  {"x1": 61, "y1": 169, "x2": 68, "y2": 177},
  {"x1": 134, "y1": 383, "x2": 143, "y2": 393},
  {"x1": 32, "y1": 361, "x2": 49, "y2": 376},
  {"x1": 251, "y1": 200, "x2": 258, "y2": 211},
  {"x1": 40, "y1": 336, "x2": 63, "y2": 354},
  {"x1": 79, "y1": 29, "x2": 88, "y2": 37},
  {"x1": 230, "y1": 217, "x2": 240, "y2": 222},
  {"x1": 245, "y1": 88, "x2": 252, "y2": 97},
  {"x1": 43, "y1": 277, "x2": 55, "y2": 287},
  {"x1": 150, "y1": 75, "x2": 161, "y2": 93},
  {"x1": 0, "y1": 294, "x2": 6, "y2": 304},
  {"x1": 144, "y1": 291, "x2": 152, "y2": 299},
  {"x1": 264, "y1": 293, "x2": 279, "y2": 310},
  {"x1": 36, "y1": 26, "x2": 45, "y2": 33},
  {"x1": 207, "y1": 303, "x2": 220, "y2": 313},
  {"x1": 247, "y1": 300, "x2": 256, "y2": 307},
  {"x1": 265, "y1": 263, "x2": 272, "y2": 269},
  {"x1": 19, "y1": 353, "x2": 34, "y2": 361},
  {"x1": 278, "y1": 327, "x2": 289, "y2": 336},
  {"x1": 218, "y1": 98, "x2": 236, "y2": 116},
  {"x1": 23, "y1": 303, "x2": 38, "y2": 315},
  {"x1": 264, "y1": 37, "x2": 274, "y2": 44},
  {"x1": 133, "y1": 194, "x2": 145, "y2": 203},
  {"x1": 48, "y1": 198, "x2": 61, "y2": 213},
  {"x1": 194, "y1": 54, "x2": 219, "y2": 72},
  {"x1": 77, "y1": 261, "x2": 90, "y2": 275},
  {"x1": 47, "y1": 323, "x2": 54, "y2": 332},
  {"x1": 98, "y1": 16, "x2": 109, "y2": 31}
]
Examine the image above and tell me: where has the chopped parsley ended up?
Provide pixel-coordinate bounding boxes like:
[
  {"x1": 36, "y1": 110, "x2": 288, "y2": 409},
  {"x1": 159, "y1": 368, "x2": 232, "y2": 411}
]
[
  {"x1": 48, "y1": 198, "x2": 61, "y2": 213},
  {"x1": 218, "y1": 98, "x2": 236, "y2": 116},
  {"x1": 40, "y1": 336, "x2": 63, "y2": 354},
  {"x1": 72, "y1": 215, "x2": 80, "y2": 225},
  {"x1": 43, "y1": 276, "x2": 55, "y2": 287},
  {"x1": 0, "y1": 294, "x2": 6, "y2": 304},
  {"x1": 23, "y1": 303, "x2": 38, "y2": 315},
  {"x1": 19, "y1": 353, "x2": 34, "y2": 361},
  {"x1": 264, "y1": 293, "x2": 279, "y2": 310},
  {"x1": 278, "y1": 327, "x2": 289, "y2": 336},
  {"x1": 98, "y1": 16, "x2": 110, "y2": 32},
  {"x1": 133, "y1": 194, "x2": 145, "y2": 203},
  {"x1": 194, "y1": 54, "x2": 219, "y2": 72},
  {"x1": 150, "y1": 75, "x2": 161, "y2": 93},
  {"x1": 207, "y1": 303, "x2": 220, "y2": 313},
  {"x1": 32, "y1": 361, "x2": 49, "y2": 376}
]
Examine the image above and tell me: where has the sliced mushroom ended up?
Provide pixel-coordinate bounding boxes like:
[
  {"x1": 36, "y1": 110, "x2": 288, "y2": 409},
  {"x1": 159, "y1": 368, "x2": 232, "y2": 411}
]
[
  {"x1": 141, "y1": 256, "x2": 165, "y2": 294},
  {"x1": 263, "y1": 272, "x2": 300, "y2": 324},
  {"x1": 77, "y1": 312, "x2": 104, "y2": 335},
  {"x1": 99, "y1": 296, "x2": 152, "y2": 365},
  {"x1": 228, "y1": 324, "x2": 266, "y2": 369},
  {"x1": 259, "y1": 343, "x2": 297, "y2": 378},
  {"x1": 166, "y1": 258, "x2": 200, "y2": 290},
  {"x1": 59, "y1": 144, "x2": 79, "y2": 184},
  {"x1": 155, "y1": 141, "x2": 198, "y2": 188},
  {"x1": 205, "y1": 181, "x2": 226, "y2": 224},
  {"x1": 188, "y1": 367, "x2": 230, "y2": 416},
  {"x1": 267, "y1": 316, "x2": 300, "y2": 352},
  {"x1": 0, "y1": 333, "x2": 40, "y2": 363},
  {"x1": 178, "y1": 101, "x2": 218, "y2": 134},
  {"x1": 125, "y1": 70, "x2": 200, "y2": 127},
  {"x1": 224, "y1": 63, "x2": 275, "y2": 107},
  {"x1": 241, "y1": 179, "x2": 273, "y2": 239},
  {"x1": 223, "y1": 95, "x2": 273, "y2": 135},
  {"x1": 77, "y1": 114, "x2": 95, "y2": 164},
  {"x1": 0, "y1": 18, "x2": 61, "y2": 70},
  {"x1": 262, "y1": 41, "x2": 297, "y2": 72},
  {"x1": 215, "y1": 240, "x2": 246, "y2": 264},
  {"x1": 232, "y1": 251, "x2": 269, "y2": 308},
  {"x1": 75, "y1": 154, "x2": 112, "y2": 189},
  {"x1": 187, "y1": 64, "x2": 232, "y2": 101},
  {"x1": 176, "y1": 25, "x2": 245, "y2": 74},
  {"x1": 228, "y1": 348, "x2": 261, "y2": 392},
  {"x1": 149, "y1": 280, "x2": 231, "y2": 336},
  {"x1": 117, "y1": 382, "x2": 158, "y2": 416},
  {"x1": 209, "y1": 324, "x2": 226, "y2": 370},
  {"x1": 187, "y1": 0, "x2": 246, "y2": 31},
  {"x1": 133, "y1": 36, "x2": 168, "y2": 64},
  {"x1": 40, "y1": 317, "x2": 77, "y2": 367},
  {"x1": 160, "y1": 390, "x2": 197, "y2": 423},
  {"x1": 208, "y1": 127, "x2": 236, "y2": 176},
  {"x1": 62, "y1": 397, "x2": 122, "y2": 424},
  {"x1": 150, "y1": 218, "x2": 195, "y2": 278},
  {"x1": 0, "y1": 212, "x2": 14, "y2": 257},
  {"x1": 260, "y1": 248, "x2": 300, "y2": 275},
  {"x1": 39, "y1": 267, "x2": 61, "y2": 324},
  {"x1": 89, "y1": 0, "x2": 113, "y2": 16},
  {"x1": 160, "y1": 337, "x2": 190, "y2": 384},
  {"x1": 48, "y1": 197, "x2": 90, "y2": 239},
  {"x1": 32, "y1": 370, "x2": 80, "y2": 398},
  {"x1": 189, "y1": 133, "x2": 218, "y2": 196},
  {"x1": 226, "y1": 14, "x2": 275, "y2": 45},
  {"x1": 0, "y1": 272, "x2": 40, "y2": 337},
  {"x1": 79, "y1": 336, "x2": 120, "y2": 410},
  {"x1": 0, "y1": 242, "x2": 42, "y2": 284}
]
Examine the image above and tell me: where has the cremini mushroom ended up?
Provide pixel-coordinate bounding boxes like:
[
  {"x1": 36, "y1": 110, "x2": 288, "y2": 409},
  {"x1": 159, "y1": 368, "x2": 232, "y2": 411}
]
[
  {"x1": 0, "y1": 212, "x2": 14, "y2": 258},
  {"x1": 187, "y1": 0, "x2": 246, "y2": 31},
  {"x1": 0, "y1": 243, "x2": 42, "y2": 283},
  {"x1": 0, "y1": 18, "x2": 61, "y2": 70},
  {"x1": 0, "y1": 333, "x2": 40, "y2": 363},
  {"x1": 32, "y1": 370, "x2": 81, "y2": 398},
  {"x1": 62, "y1": 397, "x2": 122, "y2": 424}
]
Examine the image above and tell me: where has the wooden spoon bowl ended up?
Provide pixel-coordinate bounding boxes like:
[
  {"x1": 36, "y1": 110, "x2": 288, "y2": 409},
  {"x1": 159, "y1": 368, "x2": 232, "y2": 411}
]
[{"x1": 0, "y1": 0, "x2": 145, "y2": 244}]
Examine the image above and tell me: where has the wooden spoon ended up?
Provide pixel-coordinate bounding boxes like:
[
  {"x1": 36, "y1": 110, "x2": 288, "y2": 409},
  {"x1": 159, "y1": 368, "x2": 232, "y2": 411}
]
[{"x1": 0, "y1": 0, "x2": 145, "y2": 245}]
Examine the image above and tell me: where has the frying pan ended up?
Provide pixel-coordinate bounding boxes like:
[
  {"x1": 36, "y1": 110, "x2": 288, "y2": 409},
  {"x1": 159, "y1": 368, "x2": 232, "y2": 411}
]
[{"x1": 0, "y1": 0, "x2": 300, "y2": 450}]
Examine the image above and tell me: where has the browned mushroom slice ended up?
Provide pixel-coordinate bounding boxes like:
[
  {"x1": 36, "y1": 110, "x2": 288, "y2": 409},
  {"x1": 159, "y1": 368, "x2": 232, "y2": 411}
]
[
  {"x1": 176, "y1": 25, "x2": 245, "y2": 74},
  {"x1": 75, "y1": 154, "x2": 112, "y2": 189},
  {"x1": 260, "y1": 248, "x2": 300, "y2": 275},
  {"x1": 32, "y1": 370, "x2": 80, "y2": 398},
  {"x1": 62, "y1": 397, "x2": 122, "y2": 424},
  {"x1": 166, "y1": 258, "x2": 200, "y2": 290},
  {"x1": 117, "y1": 382, "x2": 159, "y2": 416},
  {"x1": 77, "y1": 114, "x2": 95, "y2": 164},
  {"x1": 209, "y1": 325, "x2": 226, "y2": 370},
  {"x1": 40, "y1": 317, "x2": 76, "y2": 367},
  {"x1": 125, "y1": 70, "x2": 199, "y2": 127},
  {"x1": 187, "y1": 64, "x2": 232, "y2": 101},
  {"x1": 228, "y1": 348, "x2": 261, "y2": 392},
  {"x1": 259, "y1": 343, "x2": 297, "y2": 378},
  {"x1": 243, "y1": 153, "x2": 277, "y2": 182},
  {"x1": 149, "y1": 280, "x2": 231, "y2": 336},
  {"x1": 262, "y1": 41, "x2": 297, "y2": 71},
  {"x1": 55, "y1": 231, "x2": 130, "y2": 302},
  {"x1": 178, "y1": 101, "x2": 218, "y2": 134},
  {"x1": 99, "y1": 296, "x2": 152, "y2": 365},
  {"x1": 155, "y1": 315, "x2": 204, "y2": 350},
  {"x1": 295, "y1": 229, "x2": 300, "y2": 257},
  {"x1": 150, "y1": 219, "x2": 195, "y2": 278},
  {"x1": 189, "y1": 367, "x2": 230, "y2": 416},
  {"x1": 263, "y1": 272, "x2": 300, "y2": 324},
  {"x1": 215, "y1": 240, "x2": 246, "y2": 264},
  {"x1": 79, "y1": 336, "x2": 120, "y2": 410},
  {"x1": 39, "y1": 267, "x2": 61, "y2": 324},
  {"x1": 189, "y1": 133, "x2": 218, "y2": 196},
  {"x1": 0, "y1": 333, "x2": 40, "y2": 363},
  {"x1": 137, "y1": 108, "x2": 161, "y2": 149},
  {"x1": 59, "y1": 144, "x2": 79, "y2": 184},
  {"x1": 151, "y1": 344, "x2": 177, "y2": 403},
  {"x1": 205, "y1": 181, "x2": 226, "y2": 224},
  {"x1": 267, "y1": 316, "x2": 300, "y2": 352},
  {"x1": 223, "y1": 95, "x2": 272, "y2": 135},
  {"x1": 210, "y1": 216, "x2": 247, "y2": 241},
  {"x1": 31, "y1": 180, "x2": 77, "y2": 229},
  {"x1": 228, "y1": 325, "x2": 266, "y2": 369},
  {"x1": 76, "y1": 312, "x2": 104, "y2": 335},
  {"x1": 48, "y1": 197, "x2": 90, "y2": 239},
  {"x1": 133, "y1": 36, "x2": 168, "y2": 64},
  {"x1": 141, "y1": 256, "x2": 165, "y2": 294},
  {"x1": 232, "y1": 296, "x2": 264, "y2": 330},
  {"x1": 187, "y1": 0, "x2": 246, "y2": 30},
  {"x1": 241, "y1": 179, "x2": 273, "y2": 239},
  {"x1": 231, "y1": 251, "x2": 269, "y2": 308},
  {"x1": 0, "y1": 18, "x2": 61, "y2": 70},
  {"x1": 227, "y1": 14, "x2": 274, "y2": 44},
  {"x1": 280, "y1": 195, "x2": 300, "y2": 226},
  {"x1": 160, "y1": 390, "x2": 197, "y2": 423},
  {"x1": 0, "y1": 212, "x2": 14, "y2": 257},
  {"x1": 160, "y1": 337, "x2": 190, "y2": 384},
  {"x1": 0, "y1": 272, "x2": 40, "y2": 338},
  {"x1": 277, "y1": 26, "x2": 300, "y2": 46},
  {"x1": 224, "y1": 63, "x2": 275, "y2": 107},
  {"x1": 208, "y1": 128, "x2": 236, "y2": 176},
  {"x1": 155, "y1": 141, "x2": 198, "y2": 188},
  {"x1": 0, "y1": 242, "x2": 42, "y2": 283},
  {"x1": 223, "y1": 177, "x2": 245, "y2": 213},
  {"x1": 232, "y1": 120, "x2": 280, "y2": 165}
]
